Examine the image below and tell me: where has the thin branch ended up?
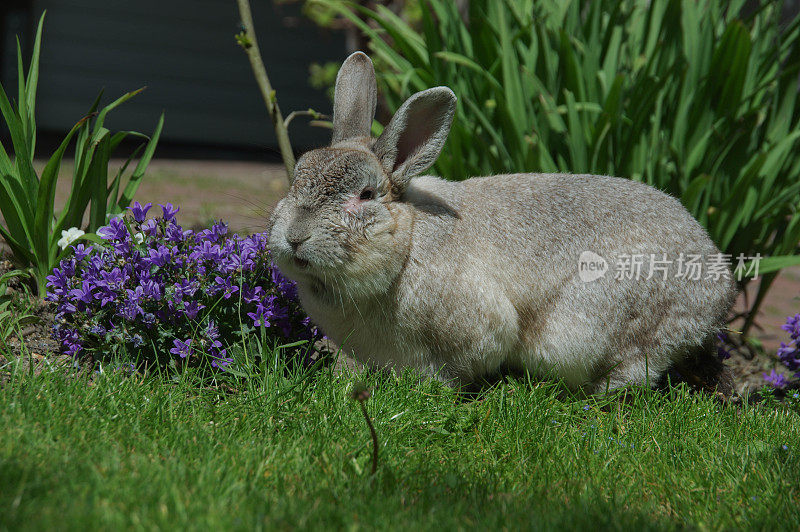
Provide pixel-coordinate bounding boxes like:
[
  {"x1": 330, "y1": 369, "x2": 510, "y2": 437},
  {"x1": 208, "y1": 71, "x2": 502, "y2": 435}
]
[
  {"x1": 351, "y1": 381, "x2": 379, "y2": 475},
  {"x1": 358, "y1": 401, "x2": 379, "y2": 476},
  {"x1": 235, "y1": 0, "x2": 296, "y2": 182},
  {"x1": 284, "y1": 109, "x2": 330, "y2": 129}
]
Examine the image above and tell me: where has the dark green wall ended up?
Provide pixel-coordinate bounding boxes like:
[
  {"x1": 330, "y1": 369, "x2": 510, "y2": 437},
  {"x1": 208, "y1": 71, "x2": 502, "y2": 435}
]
[{"x1": 3, "y1": 0, "x2": 345, "y2": 152}]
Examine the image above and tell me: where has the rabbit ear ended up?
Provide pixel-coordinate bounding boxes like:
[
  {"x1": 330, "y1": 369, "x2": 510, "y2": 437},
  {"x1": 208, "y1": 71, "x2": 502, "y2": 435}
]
[
  {"x1": 332, "y1": 52, "x2": 377, "y2": 144},
  {"x1": 373, "y1": 87, "x2": 456, "y2": 192}
]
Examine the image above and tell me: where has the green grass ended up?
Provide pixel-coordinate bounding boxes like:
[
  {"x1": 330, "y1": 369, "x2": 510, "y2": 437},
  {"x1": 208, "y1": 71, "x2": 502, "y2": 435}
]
[{"x1": 0, "y1": 357, "x2": 799, "y2": 531}]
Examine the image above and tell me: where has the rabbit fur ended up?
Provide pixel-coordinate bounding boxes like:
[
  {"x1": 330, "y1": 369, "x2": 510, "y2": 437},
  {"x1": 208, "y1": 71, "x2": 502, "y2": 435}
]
[{"x1": 268, "y1": 52, "x2": 737, "y2": 393}]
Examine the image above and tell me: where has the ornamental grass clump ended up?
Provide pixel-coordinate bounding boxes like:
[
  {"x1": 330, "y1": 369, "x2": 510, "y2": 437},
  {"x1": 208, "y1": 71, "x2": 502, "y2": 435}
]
[{"x1": 46, "y1": 202, "x2": 321, "y2": 371}]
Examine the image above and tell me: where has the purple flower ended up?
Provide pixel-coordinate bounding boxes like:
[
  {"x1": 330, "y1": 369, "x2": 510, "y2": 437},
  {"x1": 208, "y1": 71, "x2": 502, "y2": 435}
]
[
  {"x1": 716, "y1": 331, "x2": 732, "y2": 360},
  {"x1": 145, "y1": 245, "x2": 171, "y2": 267},
  {"x1": 242, "y1": 285, "x2": 264, "y2": 304},
  {"x1": 192, "y1": 241, "x2": 223, "y2": 262},
  {"x1": 140, "y1": 279, "x2": 163, "y2": 300},
  {"x1": 88, "y1": 324, "x2": 107, "y2": 337},
  {"x1": 71, "y1": 243, "x2": 93, "y2": 262},
  {"x1": 173, "y1": 279, "x2": 199, "y2": 299},
  {"x1": 248, "y1": 309, "x2": 271, "y2": 328},
  {"x1": 170, "y1": 338, "x2": 193, "y2": 359},
  {"x1": 777, "y1": 315, "x2": 800, "y2": 378},
  {"x1": 69, "y1": 280, "x2": 95, "y2": 305},
  {"x1": 128, "y1": 201, "x2": 153, "y2": 223},
  {"x1": 183, "y1": 300, "x2": 204, "y2": 320},
  {"x1": 781, "y1": 314, "x2": 800, "y2": 341},
  {"x1": 99, "y1": 267, "x2": 126, "y2": 289},
  {"x1": 45, "y1": 267, "x2": 71, "y2": 296},
  {"x1": 763, "y1": 369, "x2": 789, "y2": 389},
  {"x1": 119, "y1": 299, "x2": 143, "y2": 321},
  {"x1": 64, "y1": 342, "x2": 83, "y2": 358},
  {"x1": 778, "y1": 342, "x2": 798, "y2": 361},
  {"x1": 205, "y1": 320, "x2": 220, "y2": 341},
  {"x1": 196, "y1": 222, "x2": 229, "y2": 244},
  {"x1": 125, "y1": 285, "x2": 144, "y2": 305},
  {"x1": 211, "y1": 352, "x2": 233, "y2": 369},
  {"x1": 223, "y1": 253, "x2": 253, "y2": 274},
  {"x1": 159, "y1": 203, "x2": 179, "y2": 222},
  {"x1": 271, "y1": 268, "x2": 297, "y2": 300},
  {"x1": 248, "y1": 296, "x2": 277, "y2": 328},
  {"x1": 97, "y1": 217, "x2": 127, "y2": 241},
  {"x1": 211, "y1": 222, "x2": 228, "y2": 240},
  {"x1": 141, "y1": 218, "x2": 158, "y2": 236},
  {"x1": 210, "y1": 276, "x2": 239, "y2": 299},
  {"x1": 94, "y1": 287, "x2": 117, "y2": 308},
  {"x1": 48, "y1": 203, "x2": 321, "y2": 372},
  {"x1": 165, "y1": 223, "x2": 190, "y2": 243}
]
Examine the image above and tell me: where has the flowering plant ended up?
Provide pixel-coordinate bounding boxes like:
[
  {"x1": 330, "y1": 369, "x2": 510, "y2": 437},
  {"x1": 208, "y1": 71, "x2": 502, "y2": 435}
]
[
  {"x1": 46, "y1": 202, "x2": 321, "y2": 371},
  {"x1": 763, "y1": 314, "x2": 800, "y2": 389},
  {"x1": 0, "y1": 15, "x2": 162, "y2": 296}
]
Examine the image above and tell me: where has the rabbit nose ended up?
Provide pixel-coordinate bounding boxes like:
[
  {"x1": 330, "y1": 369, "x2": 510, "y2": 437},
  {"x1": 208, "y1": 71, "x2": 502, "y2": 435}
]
[{"x1": 288, "y1": 235, "x2": 310, "y2": 253}]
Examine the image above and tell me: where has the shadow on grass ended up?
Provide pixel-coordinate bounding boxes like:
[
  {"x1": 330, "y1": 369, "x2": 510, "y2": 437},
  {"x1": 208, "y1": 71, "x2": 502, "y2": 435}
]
[
  {"x1": 0, "y1": 457, "x2": 60, "y2": 530},
  {"x1": 265, "y1": 463, "x2": 678, "y2": 530}
]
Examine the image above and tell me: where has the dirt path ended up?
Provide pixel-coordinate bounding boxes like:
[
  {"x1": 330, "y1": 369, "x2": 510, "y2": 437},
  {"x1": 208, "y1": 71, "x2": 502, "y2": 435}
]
[{"x1": 50, "y1": 159, "x2": 290, "y2": 233}]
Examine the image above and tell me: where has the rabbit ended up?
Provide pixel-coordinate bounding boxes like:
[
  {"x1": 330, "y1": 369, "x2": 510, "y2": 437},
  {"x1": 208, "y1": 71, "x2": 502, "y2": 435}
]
[{"x1": 267, "y1": 52, "x2": 737, "y2": 394}]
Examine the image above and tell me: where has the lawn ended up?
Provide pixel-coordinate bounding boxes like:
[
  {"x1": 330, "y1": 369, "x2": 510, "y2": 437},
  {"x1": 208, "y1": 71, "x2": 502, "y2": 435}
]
[{"x1": 1, "y1": 354, "x2": 798, "y2": 530}]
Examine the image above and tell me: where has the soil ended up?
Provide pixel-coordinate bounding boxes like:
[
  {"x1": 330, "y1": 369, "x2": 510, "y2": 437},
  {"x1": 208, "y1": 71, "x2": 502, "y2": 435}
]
[
  {"x1": 0, "y1": 257, "x2": 66, "y2": 386},
  {"x1": 2, "y1": 160, "x2": 799, "y2": 394}
]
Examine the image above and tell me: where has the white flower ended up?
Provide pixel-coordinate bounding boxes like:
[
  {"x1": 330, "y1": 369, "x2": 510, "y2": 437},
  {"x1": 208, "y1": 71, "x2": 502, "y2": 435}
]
[
  {"x1": 57, "y1": 227, "x2": 85, "y2": 250},
  {"x1": 134, "y1": 233, "x2": 144, "y2": 244}
]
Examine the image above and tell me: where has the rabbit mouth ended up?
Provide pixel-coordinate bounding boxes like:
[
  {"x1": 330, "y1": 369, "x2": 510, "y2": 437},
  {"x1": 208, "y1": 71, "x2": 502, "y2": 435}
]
[{"x1": 293, "y1": 257, "x2": 309, "y2": 269}]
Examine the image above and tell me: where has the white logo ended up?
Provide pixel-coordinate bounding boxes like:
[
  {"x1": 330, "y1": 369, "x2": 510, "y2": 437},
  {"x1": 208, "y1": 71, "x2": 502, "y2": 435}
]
[{"x1": 578, "y1": 251, "x2": 608, "y2": 283}]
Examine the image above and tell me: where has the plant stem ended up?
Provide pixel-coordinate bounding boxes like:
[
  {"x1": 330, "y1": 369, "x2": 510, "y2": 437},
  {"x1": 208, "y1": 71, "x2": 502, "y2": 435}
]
[
  {"x1": 235, "y1": 0, "x2": 296, "y2": 182},
  {"x1": 284, "y1": 109, "x2": 329, "y2": 129},
  {"x1": 358, "y1": 401, "x2": 378, "y2": 475},
  {"x1": 741, "y1": 273, "x2": 778, "y2": 336}
]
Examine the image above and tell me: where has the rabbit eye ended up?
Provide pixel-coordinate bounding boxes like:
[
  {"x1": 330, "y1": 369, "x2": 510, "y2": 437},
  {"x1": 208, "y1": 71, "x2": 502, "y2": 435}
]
[{"x1": 359, "y1": 187, "x2": 376, "y2": 201}]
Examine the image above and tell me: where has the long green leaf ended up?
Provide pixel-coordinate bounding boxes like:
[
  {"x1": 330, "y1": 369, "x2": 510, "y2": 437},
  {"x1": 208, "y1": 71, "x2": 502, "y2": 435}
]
[
  {"x1": 33, "y1": 115, "x2": 92, "y2": 270},
  {"x1": 118, "y1": 113, "x2": 164, "y2": 209},
  {"x1": 87, "y1": 136, "x2": 111, "y2": 232}
]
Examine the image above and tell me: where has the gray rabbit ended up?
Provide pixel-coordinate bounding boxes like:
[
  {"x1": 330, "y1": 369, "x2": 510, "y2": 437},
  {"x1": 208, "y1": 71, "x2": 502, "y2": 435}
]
[{"x1": 268, "y1": 52, "x2": 736, "y2": 394}]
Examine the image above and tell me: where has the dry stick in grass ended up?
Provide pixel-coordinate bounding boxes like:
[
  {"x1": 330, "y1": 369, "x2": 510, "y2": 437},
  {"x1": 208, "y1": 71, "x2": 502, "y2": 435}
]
[
  {"x1": 351, "y1": 381, "x2": 379, "y2": 475},
  {"x1": 235, "y1": 0, "x2": 296, "y2": 182}
]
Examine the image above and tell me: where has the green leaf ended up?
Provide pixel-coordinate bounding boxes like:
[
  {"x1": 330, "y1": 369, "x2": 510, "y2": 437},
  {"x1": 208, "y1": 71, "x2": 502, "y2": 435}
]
[
  {"x1": 119, "y1": 113, "x2": 164, "y2": 209},
  {"x1": 494, "y1": 2, "x2": 527, "y2": 140},
  {"x1": 680, "y1": 174, "x2": 711, "y2": 214},
  {"x1": 92, "y1": 87, "x2": 146, "y2": 137},
  {"x1": 87, "y1": 136, "x2": 111, "y2": 232},
  {"x1": 433, "y1": 51, "x2": 502, "y2": 91},
  {"x1": 744, "y1": 255, "x2": 800, "y2": 277},
  {"x1": 0, "y1": 173, "x2": 35, "y2": 247},
  {"x1": 0, "y1": 222, "x2": 34, "y2": 265},
  {"x1": 107, "y1": 140, "x2": 145, "y2": 213},
  {"x1": 0, "y1": 79, "x2": 39, "y2": 204},
  {"x1": 25, "y1": 12, "x2": 45, "y2": 121},
  {"x1": 33, "y1": 115, "x2": 92, "y2": 270}
]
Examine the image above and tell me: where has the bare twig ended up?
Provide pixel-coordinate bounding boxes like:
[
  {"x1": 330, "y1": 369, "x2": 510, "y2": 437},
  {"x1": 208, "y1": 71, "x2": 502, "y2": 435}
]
[
  {"x1": 351, "y1": 381, "x2": 379, "y2": 475},
  {"x1": 284, "y1": 109, "x2": 330, "y2": 129},
  {"x1": 235, "y1": 0, "x2": 296, "y2": 182},
  {"x1": 359, "y1": 401, "x2": 379, "y2": 475}
]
